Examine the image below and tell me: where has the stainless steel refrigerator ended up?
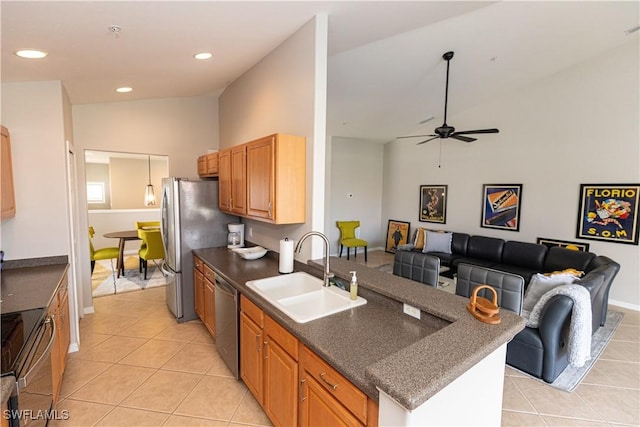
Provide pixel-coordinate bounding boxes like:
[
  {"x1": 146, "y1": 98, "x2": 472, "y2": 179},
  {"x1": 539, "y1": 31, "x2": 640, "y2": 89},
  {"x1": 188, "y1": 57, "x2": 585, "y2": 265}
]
[{"x1": 161, "y1": 177, "x2": 238, "y2": 322}]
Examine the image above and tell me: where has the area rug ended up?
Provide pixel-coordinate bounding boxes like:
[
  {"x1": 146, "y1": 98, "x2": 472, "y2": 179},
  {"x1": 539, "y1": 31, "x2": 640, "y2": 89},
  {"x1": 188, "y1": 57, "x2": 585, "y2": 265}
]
[
  {"x1": 91, "y1": 256, "x2": 167, "y2": 297},
  {"x1": 511, "y1": 310, "x2": 624, "y2": 392}
]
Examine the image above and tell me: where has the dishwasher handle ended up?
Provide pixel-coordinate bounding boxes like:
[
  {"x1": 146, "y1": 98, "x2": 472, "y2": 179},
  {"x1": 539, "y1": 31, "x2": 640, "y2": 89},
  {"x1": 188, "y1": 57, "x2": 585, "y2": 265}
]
[
  {"x1": 18, "y1": 315, "x2": 56, "y2": 390},
  {"x1": 215, "y1": 276, "x2": 237, "y2": 299}
]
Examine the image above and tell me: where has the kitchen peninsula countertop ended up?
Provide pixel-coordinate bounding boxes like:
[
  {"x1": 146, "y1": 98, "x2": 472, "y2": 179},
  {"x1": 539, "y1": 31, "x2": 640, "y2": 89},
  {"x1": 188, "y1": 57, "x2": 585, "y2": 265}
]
[{"x1": 194, "y1": 247, "x2": 525, "y2": 411}]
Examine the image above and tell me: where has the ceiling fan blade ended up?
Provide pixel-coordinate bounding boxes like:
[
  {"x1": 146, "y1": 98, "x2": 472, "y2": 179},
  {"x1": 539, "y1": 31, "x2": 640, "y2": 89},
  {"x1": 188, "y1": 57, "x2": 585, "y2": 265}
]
[
  {"x1": 450, "y1": 134, "x2": 476, "y2": 143},
  {"x1": 453, "y1": 128, "x2": 499, "y2": 135},
  {"x1": 416, "y1": 136, "x2": 440, "y2": 145},
  {"x1": 396, "y1": 134, "x2": 434, "y2": 139}
]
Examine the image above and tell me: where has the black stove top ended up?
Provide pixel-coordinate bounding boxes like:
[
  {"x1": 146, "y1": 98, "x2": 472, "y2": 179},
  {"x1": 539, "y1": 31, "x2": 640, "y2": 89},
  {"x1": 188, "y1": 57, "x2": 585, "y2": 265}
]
[{"x1": 1, "y1": 308, "x2": 46, "y2": 375}]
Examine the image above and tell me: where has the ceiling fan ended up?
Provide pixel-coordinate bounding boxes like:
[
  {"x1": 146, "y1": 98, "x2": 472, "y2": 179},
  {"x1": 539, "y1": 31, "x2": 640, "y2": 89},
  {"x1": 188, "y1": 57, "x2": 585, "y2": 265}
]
[{"x1": 398, "y1": 51, "x2": 499, "y2": 145}]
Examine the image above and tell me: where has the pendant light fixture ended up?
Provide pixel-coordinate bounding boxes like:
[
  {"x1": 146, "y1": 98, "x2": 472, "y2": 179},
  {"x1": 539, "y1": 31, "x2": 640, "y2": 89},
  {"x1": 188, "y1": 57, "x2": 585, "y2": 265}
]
[{"x1": 144, "y1": 155, "x2": 156, "y2": 206}]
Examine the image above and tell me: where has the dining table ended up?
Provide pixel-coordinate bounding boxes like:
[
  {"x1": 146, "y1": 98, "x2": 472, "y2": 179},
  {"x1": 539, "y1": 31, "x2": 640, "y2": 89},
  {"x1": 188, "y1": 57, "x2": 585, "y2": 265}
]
[{"x1": 103, "y1": 230, "x2": 141, "y2": 278}]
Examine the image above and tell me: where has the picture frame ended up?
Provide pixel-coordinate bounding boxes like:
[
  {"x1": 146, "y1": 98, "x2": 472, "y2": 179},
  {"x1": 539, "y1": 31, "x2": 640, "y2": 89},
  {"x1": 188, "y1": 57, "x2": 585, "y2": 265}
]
[
  {"x1": 536, "y1": 237, "x2": 590, "y2": 252},
  {"x1": 576, "y1": 184, "x2": 640, "y2": 245},
  {"x1": 419, "y1": 185, "x2": 447, "y2": 224},
  {"x1": 481, "y1": 184, "x2": 522, "y2": 231},
  {"x1": 385, "y1": 220, "x2": 410, "y2": 253}
]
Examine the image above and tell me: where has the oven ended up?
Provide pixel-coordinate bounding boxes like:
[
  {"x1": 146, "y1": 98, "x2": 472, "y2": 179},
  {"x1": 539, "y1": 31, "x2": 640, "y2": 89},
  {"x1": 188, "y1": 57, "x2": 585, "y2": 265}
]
[{"x1": 1, "y1": 307, "x2": 56, "y2": 426}]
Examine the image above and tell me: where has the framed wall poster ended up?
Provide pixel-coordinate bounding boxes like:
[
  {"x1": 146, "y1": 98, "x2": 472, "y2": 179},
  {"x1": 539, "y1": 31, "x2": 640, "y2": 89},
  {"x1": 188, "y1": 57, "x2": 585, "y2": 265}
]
[
  {"x1": 536, "y1": 237, "x2": 590, "y2": 252},
  {"x1": 576, "y1": 184, "x2": 640, "y2": 245},
  {"x1": 419, "y1": 185, "x2": 447, "y2": 224},
  {"x1": 481, "y1": 184, "x2": 522, "y2": 231},
  {"x1": 385, "y1": 220, "x2": 410, "y2": 253}
]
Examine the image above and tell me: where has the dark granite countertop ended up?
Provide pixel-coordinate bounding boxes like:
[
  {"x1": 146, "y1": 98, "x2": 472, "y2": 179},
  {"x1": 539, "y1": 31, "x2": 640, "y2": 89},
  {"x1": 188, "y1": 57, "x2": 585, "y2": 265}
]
[
  {"x1": 1, "y1": 261, "x2": 69, "y2": 314},
  {"x1": 194, "y1": 247, "x2": 525, "y2": 411}
]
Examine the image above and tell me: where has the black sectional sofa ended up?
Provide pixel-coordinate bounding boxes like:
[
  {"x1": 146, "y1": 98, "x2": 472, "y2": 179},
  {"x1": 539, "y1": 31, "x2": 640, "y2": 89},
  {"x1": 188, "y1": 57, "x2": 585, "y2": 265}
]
[{"x1": 393, "y1": 230, "x2": 620, "y2": 383}]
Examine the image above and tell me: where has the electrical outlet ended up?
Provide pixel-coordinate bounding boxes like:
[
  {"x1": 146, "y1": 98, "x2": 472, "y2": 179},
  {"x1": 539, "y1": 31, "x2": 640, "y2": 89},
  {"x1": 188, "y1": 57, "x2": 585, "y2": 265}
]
[{"x1": 403, "y1": 303, "x2": 421, "y2": 320}]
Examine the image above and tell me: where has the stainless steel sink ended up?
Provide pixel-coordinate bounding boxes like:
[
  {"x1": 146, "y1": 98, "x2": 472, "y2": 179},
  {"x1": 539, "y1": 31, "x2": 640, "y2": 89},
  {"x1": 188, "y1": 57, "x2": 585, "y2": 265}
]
[{"x1": 246, "y1": 271, "x2": 367, "y2": 323}]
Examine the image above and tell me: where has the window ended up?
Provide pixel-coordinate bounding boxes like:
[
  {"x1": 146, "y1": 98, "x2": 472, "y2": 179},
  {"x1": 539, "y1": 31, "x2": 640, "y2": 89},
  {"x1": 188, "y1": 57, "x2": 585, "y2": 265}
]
[{"x1": 87, "y1": 182, "x2": 106, "y2": 204}]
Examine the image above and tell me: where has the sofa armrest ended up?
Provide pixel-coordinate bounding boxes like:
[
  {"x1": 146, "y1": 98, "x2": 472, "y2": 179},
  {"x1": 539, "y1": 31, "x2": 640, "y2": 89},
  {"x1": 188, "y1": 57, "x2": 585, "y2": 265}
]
[{"x1": 537, "y1": 294, "x2": 573, "y2": 382}]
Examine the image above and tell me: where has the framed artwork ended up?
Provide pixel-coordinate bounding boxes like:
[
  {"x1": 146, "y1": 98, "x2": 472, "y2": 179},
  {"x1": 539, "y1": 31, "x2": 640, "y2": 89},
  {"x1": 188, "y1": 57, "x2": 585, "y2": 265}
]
[
  {"x1": 419, "y1": 185, "x2": 447, "y2": 224},
  {"x1": 385, "y1": 220, "x2": 410, "y2": 253},
  {"x1": 536, "y1": 238, "x2": 590, "y2": 252},
  {"x1": 576, "y1": 184, "x2": 640, "y2": 245},
  {"x1": 481, "y1": 184, "x2": 522, "y2": 231}
]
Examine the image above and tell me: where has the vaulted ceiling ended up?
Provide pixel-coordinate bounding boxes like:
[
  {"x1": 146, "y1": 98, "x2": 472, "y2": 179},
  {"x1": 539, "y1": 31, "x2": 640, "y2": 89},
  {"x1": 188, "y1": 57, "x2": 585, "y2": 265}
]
[{"x1": 2, "y1": 1, "x2": 638, "y2": 142}]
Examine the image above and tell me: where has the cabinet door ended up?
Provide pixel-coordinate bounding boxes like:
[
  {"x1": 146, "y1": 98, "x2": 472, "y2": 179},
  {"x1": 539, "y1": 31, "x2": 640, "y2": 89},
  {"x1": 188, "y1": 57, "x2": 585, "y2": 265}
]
[
  {"x1": 240, "y1": 311, "x2": 264, "y2": 404},
  {"x1": 204, "y1": 279, "x2": 215, "y2": 337},
  {"x1": 194, "y1": 269, "x2": 204, "y2": 320},
  {"x1": 246, "y1": 136, "x2": 275, "y2": 220},
  {"x1": 197, "y1": 155, "x2": 207, "y2": 176},
  {"x1": 299, "y1": 375, "x2": 363, "y2": 427},
  {"x1": 218, "y1": 149, "x2": 232, "y2": 212},
  {"x1": 1, "y1": 126, "x2": 16, "y2": 219},
  {"x1": 264, "y1": 331, "x2": 298, "y2": 426},
  {"x1": 230, "y1": 145, "x2": 247, "y2": 215},
  {"x1": 206, "y1": 152, "x2": 219, "y2": 175}
]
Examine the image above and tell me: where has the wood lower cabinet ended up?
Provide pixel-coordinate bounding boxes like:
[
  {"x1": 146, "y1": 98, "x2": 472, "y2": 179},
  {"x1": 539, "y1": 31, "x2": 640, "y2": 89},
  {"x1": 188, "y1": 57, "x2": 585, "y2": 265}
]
[
  {"x1": 240, "y1": 295, "x2": 378, "y2": 427},
  {"x1": 240, "y1": 296, "x2": 299, "y2": 427},
  {"x1": 194, "y1": 256, "x2": 205, "y2": 320},
  {"x1": 1, "y1": 125, "x2": 16, "y2": 219},
  {"x1": 203, "y1": 264, "x2": 216, "y2": 337},
  {"x1": 51, "y1": 272, "x2": 70, "y2": 404}
]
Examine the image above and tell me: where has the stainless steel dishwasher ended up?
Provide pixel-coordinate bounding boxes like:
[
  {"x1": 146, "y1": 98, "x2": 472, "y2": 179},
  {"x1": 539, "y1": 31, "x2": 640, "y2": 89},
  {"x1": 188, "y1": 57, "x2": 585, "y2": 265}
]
[{"x1": 214, "y1": 274, "x2": 239, "y2": 378}]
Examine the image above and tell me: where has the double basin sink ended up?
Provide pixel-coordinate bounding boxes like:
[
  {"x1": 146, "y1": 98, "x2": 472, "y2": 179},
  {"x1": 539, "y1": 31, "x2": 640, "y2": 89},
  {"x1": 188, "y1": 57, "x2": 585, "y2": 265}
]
[{"x1": 246, "y1": 272, "x2": 367, "y2": 323}]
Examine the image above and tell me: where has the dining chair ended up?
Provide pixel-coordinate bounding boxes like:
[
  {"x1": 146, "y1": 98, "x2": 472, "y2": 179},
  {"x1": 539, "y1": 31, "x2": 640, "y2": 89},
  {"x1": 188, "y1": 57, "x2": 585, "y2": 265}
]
[
  {"x1": 88, "y1": 226, "x2": 121, "y2": 275},
  {"x1": 137, "y1": 228, "x2": 165, "y2": 279},
  {"x1": 336, "y1": 220, "x2": 368, "y2": 262}
]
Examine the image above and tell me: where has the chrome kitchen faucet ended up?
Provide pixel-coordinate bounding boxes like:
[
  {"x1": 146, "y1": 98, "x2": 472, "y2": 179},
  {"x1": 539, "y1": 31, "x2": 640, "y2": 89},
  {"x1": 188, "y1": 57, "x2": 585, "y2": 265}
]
[{"x1": 294, "y1": 231, "x2": 334, "y2": 287}]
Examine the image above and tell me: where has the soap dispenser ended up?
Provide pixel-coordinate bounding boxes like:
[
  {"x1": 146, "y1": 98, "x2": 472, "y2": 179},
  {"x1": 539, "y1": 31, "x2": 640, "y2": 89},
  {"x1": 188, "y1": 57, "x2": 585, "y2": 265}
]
[{"x1": 349, "y1": 270, "x2": 358, "y2": 300}]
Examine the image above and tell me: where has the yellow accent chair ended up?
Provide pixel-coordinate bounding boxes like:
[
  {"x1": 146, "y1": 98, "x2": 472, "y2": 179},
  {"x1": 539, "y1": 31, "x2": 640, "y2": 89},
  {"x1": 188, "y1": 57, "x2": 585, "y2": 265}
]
[
  {"x1": 336, "y1": 220, "x2": 368, "y2": 262},
  {"x1": 137, "y1": 228, "x2": 165, "y2": 279},
  {"x1": 88, "y1": 226, "x2": 121, "y2": 275}
]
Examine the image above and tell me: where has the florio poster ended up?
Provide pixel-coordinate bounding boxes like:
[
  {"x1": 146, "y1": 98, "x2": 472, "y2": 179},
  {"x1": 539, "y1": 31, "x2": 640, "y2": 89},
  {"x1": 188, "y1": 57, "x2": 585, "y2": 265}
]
[{"x1": 577, "y1": 184, "x2": 640, "y2": 245}]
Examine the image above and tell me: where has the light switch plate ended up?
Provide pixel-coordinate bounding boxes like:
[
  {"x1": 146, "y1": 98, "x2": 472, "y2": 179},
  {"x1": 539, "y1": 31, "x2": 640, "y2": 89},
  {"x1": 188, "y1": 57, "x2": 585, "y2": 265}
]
[{"x1": 403, "y1": 303, "x2": 421, "y2": 319}]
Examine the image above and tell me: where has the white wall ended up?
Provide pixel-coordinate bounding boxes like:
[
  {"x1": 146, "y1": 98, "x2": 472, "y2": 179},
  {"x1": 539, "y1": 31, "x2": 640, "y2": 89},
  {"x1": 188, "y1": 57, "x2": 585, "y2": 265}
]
[
  {"x1": 382, "y1": 40, "x2": 640, "y2": 308},
  {"x1": 219, "y1": 16, "x2": 328, "y2": 260},
  {"x1": 1, "y1": 81, "x2": 71, "y2": 259},
  {"x1": 73, "y1": 95, "x2": 219, "y2": 311},
  {"x1": 329, "y1": 137, "x2": 384, "y2": 253}
]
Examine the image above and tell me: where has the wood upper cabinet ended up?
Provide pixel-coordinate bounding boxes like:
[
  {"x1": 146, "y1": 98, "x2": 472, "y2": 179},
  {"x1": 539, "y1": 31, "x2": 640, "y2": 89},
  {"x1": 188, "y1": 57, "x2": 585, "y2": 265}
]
[
  {"x1": 246, "y1": 134, "x2": 305, "y2": 224},
  {"x1": 197, "y1": 152, "x2": 220, "y2": 177},
  {"x1": 1, "y1": 125, "x2": 16, "y2": 219},
  {"x1": 218, "y1": 146, "x2": 246, "y2": 215}
]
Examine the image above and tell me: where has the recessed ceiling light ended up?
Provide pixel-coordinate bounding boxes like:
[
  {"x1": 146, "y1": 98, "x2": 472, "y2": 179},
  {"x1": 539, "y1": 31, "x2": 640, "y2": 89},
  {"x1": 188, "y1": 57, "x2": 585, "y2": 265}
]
[
  {"x1": 15, "y1": 49, "x2": 48, "y2": 59},
  {"x1": 194, "y1": 52, "x2": 213, "y2": 60},
  {"x1": 116, "y1": 87, "x2": 133, "y2": 93}
]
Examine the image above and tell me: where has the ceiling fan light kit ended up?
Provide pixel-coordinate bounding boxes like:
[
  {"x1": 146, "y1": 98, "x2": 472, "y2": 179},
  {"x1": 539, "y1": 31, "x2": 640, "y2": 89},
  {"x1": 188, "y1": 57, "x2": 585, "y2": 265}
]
[{"x1": 399, "y1": 50, "x2": 499, "y2": 146}]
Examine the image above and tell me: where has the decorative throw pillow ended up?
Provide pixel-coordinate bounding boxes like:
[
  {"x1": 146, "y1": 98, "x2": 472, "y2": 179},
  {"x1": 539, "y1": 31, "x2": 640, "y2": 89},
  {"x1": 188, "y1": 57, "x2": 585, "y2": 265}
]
[
  {"x1": 414, "y1": 227, "x2": 427, "y2": 250},
  {"x1": 422, "y1": 230, "x2": 452, "y2": 254},
  {"x1": 522, "y1": 273, "x2": 577, "y2": 313}
]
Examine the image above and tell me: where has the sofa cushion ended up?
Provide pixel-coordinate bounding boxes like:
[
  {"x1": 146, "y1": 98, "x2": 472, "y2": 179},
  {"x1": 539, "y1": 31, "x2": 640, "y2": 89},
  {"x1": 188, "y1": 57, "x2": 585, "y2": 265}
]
[
  {"x1": 451, "y1": 233, "x2": 470, "y2": 256},
  {"x1": 522, "y1": 273, "x2": 577, "y2": 313},
  {"x1": 543, "y1": 246, "x2": 595, "y2": 273},
  {"x1": 466, "y1": 235, "x2": 505, "y2": 263},
  {"x1": 423, "y1": 230, "x2": 453, "y2": 254},
  {"x1": 502, "y1": 240, "x2": 548, "y2": 270},
  {"x1": 490, "y1": 264, "x2": 539, "y2": 284}
]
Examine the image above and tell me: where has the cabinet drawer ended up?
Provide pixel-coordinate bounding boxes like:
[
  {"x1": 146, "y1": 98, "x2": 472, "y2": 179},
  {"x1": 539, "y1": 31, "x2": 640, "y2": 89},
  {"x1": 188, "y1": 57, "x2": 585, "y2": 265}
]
[
  {"x1": 241, "y1": 295, "x2": 264, "y2": 328},
  {"x1": 194, "y1": 256, "x2": 204, "y2": 272},
  {"x1": 301, "y1": 345, "x2": 368, "y2": 424},
  {"x1": 203, "y1": 264, "x2": 215, "y2": 283},
  {"x1": 264, "y1": 315, "x2": 298, "y2": 361}
]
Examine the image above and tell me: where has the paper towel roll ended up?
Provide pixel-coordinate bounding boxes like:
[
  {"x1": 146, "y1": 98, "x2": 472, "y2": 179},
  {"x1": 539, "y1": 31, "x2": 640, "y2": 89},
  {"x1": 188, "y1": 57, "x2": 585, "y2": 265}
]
[{"x1": 279, "y1": 238, "x2": 294, "y2": 273}]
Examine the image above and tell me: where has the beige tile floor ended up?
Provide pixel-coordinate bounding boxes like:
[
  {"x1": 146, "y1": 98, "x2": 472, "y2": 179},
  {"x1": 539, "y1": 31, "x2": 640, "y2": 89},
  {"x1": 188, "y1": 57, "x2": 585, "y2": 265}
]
[{"x1": 55, "y1": 251, "x2": 639, "y2": 426}]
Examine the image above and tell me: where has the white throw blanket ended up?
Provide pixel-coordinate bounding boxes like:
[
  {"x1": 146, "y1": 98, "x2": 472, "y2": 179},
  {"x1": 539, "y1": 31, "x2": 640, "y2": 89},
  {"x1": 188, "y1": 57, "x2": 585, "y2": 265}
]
[{"x1": 523, "y1": 284, "x2": 592, "y2": 368}]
